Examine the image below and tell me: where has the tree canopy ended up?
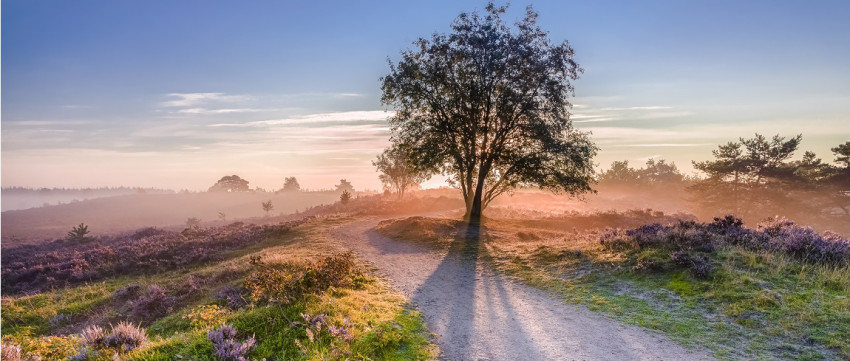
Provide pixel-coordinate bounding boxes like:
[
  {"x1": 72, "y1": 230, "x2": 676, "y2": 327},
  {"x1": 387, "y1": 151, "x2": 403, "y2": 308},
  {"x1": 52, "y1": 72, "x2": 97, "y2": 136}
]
[
  {"x1": 373, "y1": 144, "x2": 427, "y2": 200},
  {"x1": 208, "y1": 175, "x2": 251, "y2": 193},
  {"x1": 598, "y1": 159, "x2": 685, "y2": 186},
  {"x1": 335, "y1": 179, "x2": 354, "y2": 193},
  {"x1": 281, "y1": 177, "x2": 300, "y2": 192},
  {"x1": 381, "y1": 3, "x2": 596, "y2": 222}
]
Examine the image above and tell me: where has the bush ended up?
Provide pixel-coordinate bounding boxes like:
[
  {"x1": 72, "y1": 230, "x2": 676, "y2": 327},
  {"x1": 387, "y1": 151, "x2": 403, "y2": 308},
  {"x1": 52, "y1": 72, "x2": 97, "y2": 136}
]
[
  {"x1": 72, "y1": 322, "x2": 147, "y2": 360},
  {"x1": 600, "y1": 215, "x2": 850, "y2": 278},
  {"x1": 129, "y1": 285, "x2": 174, "y2": 321},
  {"x1": 183, "y1": 305, "x2": 229, "y2": 330},
  {"x1": 1, "y1": 342, "x2": 26, "y2": 361},
  {"x1": 216, "y1": 286, "x2": 247, "y2": 310},
  {"x1": 103, "y1": 322, "x2": 147, "y2": 352},
  {"x1": 207, "y1": 324, "x2": 256, "y2": 361},
  {"x1": 244, "y1": 252, "x2": 361, "y2": 305}
]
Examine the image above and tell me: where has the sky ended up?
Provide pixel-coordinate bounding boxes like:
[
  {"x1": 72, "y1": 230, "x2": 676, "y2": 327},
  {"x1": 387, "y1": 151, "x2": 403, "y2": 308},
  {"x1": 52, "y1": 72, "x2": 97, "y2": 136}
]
[{"x1": 2, "y1": 0, "x2": 849, "y2": 191}]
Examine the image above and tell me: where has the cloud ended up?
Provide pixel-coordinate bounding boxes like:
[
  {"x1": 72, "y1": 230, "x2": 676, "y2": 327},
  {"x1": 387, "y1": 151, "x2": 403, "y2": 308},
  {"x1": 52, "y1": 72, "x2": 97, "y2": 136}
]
[
  {"x1": 177, "y1": 108, "x2": 267, "y2": 114},
  {"x1": 599, "y1": 106, "x2": 673, "y2": 111},
  {"x1": 209, "y1": 110, "x2": 394, "y2": 127},
  {"x1": 161, "y1": 93, "x2": 248, "y2": 107},
  {"x1": 622, "y1": 143, "x2": 712, "y2": 147},
  {"x1": 8, "y1": 120, "x2": 94, "y2": 126}
]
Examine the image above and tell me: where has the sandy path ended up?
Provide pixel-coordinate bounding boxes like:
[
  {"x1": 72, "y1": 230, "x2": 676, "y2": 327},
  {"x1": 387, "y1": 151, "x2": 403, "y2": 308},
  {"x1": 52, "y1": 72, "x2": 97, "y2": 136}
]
[{"x1": 331, "y1": 217, "x2": 715, "y2": 361}]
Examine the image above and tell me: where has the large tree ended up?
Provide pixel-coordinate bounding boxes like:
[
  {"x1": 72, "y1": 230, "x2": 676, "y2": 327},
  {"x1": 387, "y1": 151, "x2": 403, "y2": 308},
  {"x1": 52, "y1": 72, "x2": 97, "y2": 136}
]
[{"x1": 380, "y1": 3, "x2": 596, "y2": 222}]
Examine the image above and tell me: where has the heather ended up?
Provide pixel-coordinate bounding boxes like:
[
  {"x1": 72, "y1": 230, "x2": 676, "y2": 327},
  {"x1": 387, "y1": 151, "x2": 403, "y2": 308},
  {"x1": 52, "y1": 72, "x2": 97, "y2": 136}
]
[
  {"x1": 599, "y1": 215, "x2": 850, "y2": 277},
  {"x1": 1, "y1": 218, "x2": 312, "y2": 294},
  {"x1": 1, "y1": 215, "x2": 436, "y2": 361}
]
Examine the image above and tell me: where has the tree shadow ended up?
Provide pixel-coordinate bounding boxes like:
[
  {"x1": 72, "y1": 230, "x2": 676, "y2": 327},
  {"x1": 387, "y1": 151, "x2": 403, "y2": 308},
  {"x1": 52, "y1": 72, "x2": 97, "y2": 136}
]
[{"x1": 410, "y1": 223, "x2": 543, "y2": 360}]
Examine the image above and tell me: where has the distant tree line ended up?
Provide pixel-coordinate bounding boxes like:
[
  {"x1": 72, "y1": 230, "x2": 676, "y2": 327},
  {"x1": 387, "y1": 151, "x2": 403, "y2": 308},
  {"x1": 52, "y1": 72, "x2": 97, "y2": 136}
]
[
  {"x1": 598, "y1": 134, "x2": 849, "y2": 231},
  {"x1": 206, "y1": 175, "x2": 356, "y2": 194}
]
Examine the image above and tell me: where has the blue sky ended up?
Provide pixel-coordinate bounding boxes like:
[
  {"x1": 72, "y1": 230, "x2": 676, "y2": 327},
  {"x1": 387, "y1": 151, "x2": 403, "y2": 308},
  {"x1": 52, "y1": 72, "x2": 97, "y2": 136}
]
[{"x1": 3, "y1": 0, "x2": 849, "y2": 191}]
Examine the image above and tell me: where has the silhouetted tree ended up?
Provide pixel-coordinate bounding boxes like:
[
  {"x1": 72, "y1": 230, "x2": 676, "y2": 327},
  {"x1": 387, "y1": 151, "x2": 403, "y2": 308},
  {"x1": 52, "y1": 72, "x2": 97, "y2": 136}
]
[
  {"x1": 208, "y1": 175, "x2": 251, "y2": 192},
  {"x1": 373, "y1": 144, "x2": 427, "y2": 199},
  {"x1": 281, "y1": 177, "x2": 300, "y2": 192},
  {"x1": 827, "y1": 142, "x2": 850, "y2": 216},
  {"x1": 67, "y1": 223, "x2": 91, "y2": 242},
  {"x1": 381, "y1": 3, "x2": 596, "y2": 222},
  {"x1": 335, "y1": 179, "x2": 354, "y2": 193},
  {"x1": 598, "y1": 161, "x2": 641, "y2": 185},
  {"x1": 340, "y1": 190, "x2": 352, "y2": 205},
  {"x1": 262, "y1": 200, "x2": 274, "y2": 216},
  {"x1": 642, "y1": 159, "x2": 685, "y2": 184},
  {"x1": 691, "y1": 134, "x2": 802, "y2": 218},
  {"x1": 598, "y1": 159, "x2": 684, "y2": 187}
]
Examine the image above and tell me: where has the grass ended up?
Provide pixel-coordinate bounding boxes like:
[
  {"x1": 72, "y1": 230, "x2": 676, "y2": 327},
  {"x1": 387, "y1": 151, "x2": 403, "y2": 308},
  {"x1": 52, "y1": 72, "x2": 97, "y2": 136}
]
[
  {"x1": 377, "y1": 215, "x2": 850, "y2": 360},
  {"x1": 2, "y1": 215, "x2": 437, "y2": 361}
]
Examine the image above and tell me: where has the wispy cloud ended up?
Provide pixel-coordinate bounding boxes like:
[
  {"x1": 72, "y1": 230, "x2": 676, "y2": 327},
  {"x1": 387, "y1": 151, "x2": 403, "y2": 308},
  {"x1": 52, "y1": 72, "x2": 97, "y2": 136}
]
[
  {"x1": 209, "y1": 110, "x2": 393, "y2": 127},
  {"x1": 8, "y1": 120, "x2": 94, "y2": 126},
  {"x1": 599, "y1": 106, "x2": 673, "y2": 111},
  {"x1": 623, "y1": 143, "x2": 712, "y2": 147},
  {"x1": 161, "y1": 93, "x2": 248, "y2": 107},
  {"x1": 177, "y1": 108, "x2": 267, "y2": 115}
]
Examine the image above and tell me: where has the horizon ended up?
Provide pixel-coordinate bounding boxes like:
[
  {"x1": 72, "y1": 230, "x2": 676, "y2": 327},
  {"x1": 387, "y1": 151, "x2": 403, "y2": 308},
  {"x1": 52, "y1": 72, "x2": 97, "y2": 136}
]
[{"x1": 3, "y1": 0, "x2": 849, "y2": 191}]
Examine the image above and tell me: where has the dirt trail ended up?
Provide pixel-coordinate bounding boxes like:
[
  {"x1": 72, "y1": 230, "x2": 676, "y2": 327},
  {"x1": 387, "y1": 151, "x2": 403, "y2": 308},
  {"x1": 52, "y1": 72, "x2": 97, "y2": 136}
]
[{"x1": 331, "y1": 217, "x2": 715, "y2": 361}]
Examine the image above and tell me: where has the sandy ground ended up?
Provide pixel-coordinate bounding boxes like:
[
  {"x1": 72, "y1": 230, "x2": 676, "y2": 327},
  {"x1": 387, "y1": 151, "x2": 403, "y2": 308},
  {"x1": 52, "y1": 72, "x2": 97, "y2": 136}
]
[{"x1": 331, "y1": 217, "x2": 716, "y2": 361}]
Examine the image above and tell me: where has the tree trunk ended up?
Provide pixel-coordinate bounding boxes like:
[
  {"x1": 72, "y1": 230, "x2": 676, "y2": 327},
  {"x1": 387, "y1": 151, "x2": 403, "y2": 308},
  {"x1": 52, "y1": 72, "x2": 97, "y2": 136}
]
[{"x1": 468, "y1": 177, "x2": 487, "y2": 224}]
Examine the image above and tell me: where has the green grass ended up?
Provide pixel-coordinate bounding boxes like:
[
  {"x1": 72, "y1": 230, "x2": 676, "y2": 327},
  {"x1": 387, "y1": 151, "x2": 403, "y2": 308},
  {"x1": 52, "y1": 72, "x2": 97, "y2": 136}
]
[{"x1": 491, "y1": 243, "x2": 849, "y2": 360}]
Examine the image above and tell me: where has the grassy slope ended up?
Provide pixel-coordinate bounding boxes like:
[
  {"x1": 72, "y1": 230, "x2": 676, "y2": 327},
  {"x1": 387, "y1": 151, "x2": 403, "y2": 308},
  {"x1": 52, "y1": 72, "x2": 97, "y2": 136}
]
[
  {"x1": 376, "y1": 216, "x2": 850, "y2": 361},
  {"x1": 1, "y1": 216, "x2": 437, "y2": 361}
]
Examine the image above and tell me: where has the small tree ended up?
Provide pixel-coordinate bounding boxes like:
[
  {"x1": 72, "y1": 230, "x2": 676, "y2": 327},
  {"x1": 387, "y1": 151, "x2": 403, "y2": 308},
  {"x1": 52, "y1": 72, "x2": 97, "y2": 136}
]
[
  {"x1": 262, "y1": 200, "x2": 274, "y2": 216},
  {"x1": 340, "y1": 190, "x2": 352, "y2": 205},
  {"x1": 218, "y1": 212, "x2": 227, "y2": 222},
  {"x1": 208, "y1": 175, "x2": 251, "y2": 192},
  {"x1": 335, "y1": 179, "x2": 354, "y2": 193},
  {"x1": 67, "y1": 223, "x2": 91, "y2": 242},
  {"x1": 281, "y1": 177, "x2": 301, "y2": 192},
  {"x1": 373, "y1": 144, "x2": 427, "y2": 200}
]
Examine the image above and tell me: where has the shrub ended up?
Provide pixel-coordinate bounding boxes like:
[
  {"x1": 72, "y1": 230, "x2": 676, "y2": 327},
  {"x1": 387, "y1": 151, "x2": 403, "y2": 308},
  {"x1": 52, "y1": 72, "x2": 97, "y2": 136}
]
[
  {"x1": 103, "y1": 322, "x2": 147, "y2": 352},
  {"x1": 129, "y1": 285, "x2": 174, "y2": 321},
  {"x1": 183, "y1": 305, "x2": 229, "y2": 329},
  {"x1": 600, "y1": 215, "x2": 850, "y2": 278},
  {"x1": 72, "y1": 322, "x2": 147, "y2": 359},
  {"x1": 207, "y1": 324, "x2": 256, "y2": 361},
  {"x1": 1, "y1": 342, "x2": 26, "y2": 361},
  {"x1": 216, "y1": 286, "x2": 247, "y2": 310},
  {"x1": 757, "y1": 217, "x2": 850, "y2": 265},
  {"x1": 244, "y1": 252, "x2": 360, "y2": 305}
]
